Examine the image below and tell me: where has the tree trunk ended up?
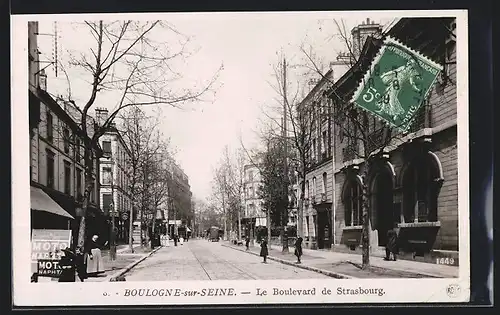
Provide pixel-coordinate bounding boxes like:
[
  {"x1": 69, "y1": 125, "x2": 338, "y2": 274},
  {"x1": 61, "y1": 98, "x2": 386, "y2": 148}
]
[
  {"x1": 361, "y1": 159, "x2": 371, "y2": 269},
  {"x1": 238, "y1": 206, "x2": 242, "y2": 241},
  {"x1": 297, "y1": 172, "x2": 306, "y2": 238},
  {"x1": 77, "y1": 165, "x2": 95, "y2": 248},
  {"x1": 140, "y1": 208, "x2": 144, "y2": 248},
  {"x1": 128, "y1": 205, "x2": 134, "y2": 253},
  {"x1": 267, "y1": 209, "x2": 271, "y2": 244}
]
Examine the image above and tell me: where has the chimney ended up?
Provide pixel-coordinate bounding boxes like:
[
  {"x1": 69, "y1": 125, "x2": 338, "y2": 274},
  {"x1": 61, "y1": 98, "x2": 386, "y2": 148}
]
[
  {"x1": 38, "y1": 69, "x2": 47, "y2": 90},
  {"x1": 367, "y1": 18, "x2": 370, "y2": 25},
  {"x1": 95, "y1": 108, "x2": 109, "y2": 126}
]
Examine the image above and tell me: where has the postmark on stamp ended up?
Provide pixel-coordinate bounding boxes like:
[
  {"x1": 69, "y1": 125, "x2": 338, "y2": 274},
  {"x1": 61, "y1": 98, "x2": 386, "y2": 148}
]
[{"x1": 351, "y1": 36, "x2": 444, "y2": 132}]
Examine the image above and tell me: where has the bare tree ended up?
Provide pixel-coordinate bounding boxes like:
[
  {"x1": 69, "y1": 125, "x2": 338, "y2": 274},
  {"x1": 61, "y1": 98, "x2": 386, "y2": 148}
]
[
  {"x1": 299, "y1": 18, "x2": 440, "y2": 269},
  {"x1": 118, "y1": 106, "x2": 162, "y2": 252},
  {"x1": 60, "y1": 20, "x2": 222, "y2": 247}
]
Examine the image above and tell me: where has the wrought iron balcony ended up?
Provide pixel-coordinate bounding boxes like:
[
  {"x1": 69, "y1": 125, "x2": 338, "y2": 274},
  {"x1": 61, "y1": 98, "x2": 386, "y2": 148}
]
[{"x1": 408, "y1": 103, "x2": 432, "y2": 134}]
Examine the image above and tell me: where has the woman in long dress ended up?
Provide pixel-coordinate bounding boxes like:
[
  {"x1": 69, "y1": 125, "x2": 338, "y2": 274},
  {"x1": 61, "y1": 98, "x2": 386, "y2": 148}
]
[
  {"x1": 85, "y1": 235, "x2": 105, "y2": 275},
  {"x1": 294, "y1": 237, "x2": 303, "y2": 264}
]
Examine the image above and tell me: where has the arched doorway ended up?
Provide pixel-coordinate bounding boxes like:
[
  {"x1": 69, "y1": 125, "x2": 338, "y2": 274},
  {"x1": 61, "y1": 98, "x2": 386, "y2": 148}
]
[
  {"x1": 401, "y1": 152, "x2": 443, "y2": 223},
  {"x1": 370, "y1": 171, "x2": 394, "y2": 246}
]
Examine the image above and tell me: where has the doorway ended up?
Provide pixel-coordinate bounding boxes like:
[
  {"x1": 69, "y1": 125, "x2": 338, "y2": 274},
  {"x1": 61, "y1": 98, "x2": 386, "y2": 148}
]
[
  {"x1": 372, "y1": 172, "x2": 394, "y2": 247},
  {"x1": 317, "y1": 209, "x2": 332, "y2": 249}
]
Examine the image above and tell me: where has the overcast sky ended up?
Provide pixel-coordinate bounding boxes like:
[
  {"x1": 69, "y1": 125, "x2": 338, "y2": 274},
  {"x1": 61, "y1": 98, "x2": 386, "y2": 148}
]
[{"x1": 37, "y1": 12, "x2": 396, "y2": 202}]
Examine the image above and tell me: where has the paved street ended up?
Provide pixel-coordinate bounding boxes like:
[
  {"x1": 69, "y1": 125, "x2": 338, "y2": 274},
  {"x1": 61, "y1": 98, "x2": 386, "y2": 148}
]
[{"x1": 124, "y1": 239, "x2": 331, "y2": 281}]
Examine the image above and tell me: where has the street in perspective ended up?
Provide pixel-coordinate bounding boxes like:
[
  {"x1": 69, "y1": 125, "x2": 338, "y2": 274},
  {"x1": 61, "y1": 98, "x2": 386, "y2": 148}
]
[{"x1": 25, "y1": 12, "x2": 461, "y2": 284}]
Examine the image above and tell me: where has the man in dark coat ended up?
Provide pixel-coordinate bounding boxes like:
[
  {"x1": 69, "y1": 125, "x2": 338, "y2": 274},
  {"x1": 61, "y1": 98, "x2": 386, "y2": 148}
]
[
  {"x1": 385, "y1": 229, "x2": 398, "y2": 261},
  {"x1": 58, "y1": 248, "x2": 76, "y2": 282},
  {"x1": 260, "y1": 239, "x2": 269, "y2": 263},
  {"x1": 294, "y1": 237, "x2": 303, "y2": 264},
  {"x1": 245, "y1": 237, "x2": 250, "y2": 251},
  {"x1": 75, "y1": 246, "x2": 87, "y2": 281}
]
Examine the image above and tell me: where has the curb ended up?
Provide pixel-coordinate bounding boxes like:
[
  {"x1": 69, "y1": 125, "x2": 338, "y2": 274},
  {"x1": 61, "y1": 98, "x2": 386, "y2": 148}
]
[
  {"x1": 344, "y1": 260, "x2": 445, "y2": 279},
  {"x1": 221, "y1": 244, "x2": 353, "y2": 279},
  {"x1": 107, "y1": 246, "x2": 162, "y2": 281}
]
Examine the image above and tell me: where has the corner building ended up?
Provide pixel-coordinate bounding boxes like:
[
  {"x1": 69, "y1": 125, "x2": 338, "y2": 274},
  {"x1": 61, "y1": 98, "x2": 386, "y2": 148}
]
[{"x1": 330, "y1": 17, "x2": 458, "y2": 263}]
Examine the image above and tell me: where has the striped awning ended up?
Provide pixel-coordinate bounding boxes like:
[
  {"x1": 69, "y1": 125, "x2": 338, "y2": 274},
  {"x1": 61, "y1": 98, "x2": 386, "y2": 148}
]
[{"x1": 30, "y1": 186, "x2": 74, "y2": 219}]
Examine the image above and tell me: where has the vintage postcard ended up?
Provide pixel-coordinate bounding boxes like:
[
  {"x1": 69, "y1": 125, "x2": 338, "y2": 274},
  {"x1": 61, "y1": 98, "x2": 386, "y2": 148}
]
[{"x1": 11, "y1": 10, "x2": 469, "y2": 306}]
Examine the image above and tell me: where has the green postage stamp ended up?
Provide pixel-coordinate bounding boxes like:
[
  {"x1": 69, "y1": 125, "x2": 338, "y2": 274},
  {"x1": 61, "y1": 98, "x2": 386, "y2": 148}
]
[{"x1": 351, "y1": 36, "x2": 443, "y2": 132}]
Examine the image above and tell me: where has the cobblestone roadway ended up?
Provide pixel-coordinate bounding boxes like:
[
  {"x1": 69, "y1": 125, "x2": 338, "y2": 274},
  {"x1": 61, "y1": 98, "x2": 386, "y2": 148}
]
[{"x1": 125, "y1": 239, "x2": 331, "y2": 281}]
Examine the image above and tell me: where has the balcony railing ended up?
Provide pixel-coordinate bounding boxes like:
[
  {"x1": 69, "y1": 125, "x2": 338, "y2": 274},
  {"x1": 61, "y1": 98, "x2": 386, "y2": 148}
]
[{"x1": 408, "y1": 102, "x2": 431, "y2": 133}]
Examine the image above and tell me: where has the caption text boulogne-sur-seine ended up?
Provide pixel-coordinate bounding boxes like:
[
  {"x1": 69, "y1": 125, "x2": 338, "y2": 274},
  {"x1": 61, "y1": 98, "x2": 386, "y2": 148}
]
[{"x1": 122, "y1": 286, "x2": 385, "y2": 297}]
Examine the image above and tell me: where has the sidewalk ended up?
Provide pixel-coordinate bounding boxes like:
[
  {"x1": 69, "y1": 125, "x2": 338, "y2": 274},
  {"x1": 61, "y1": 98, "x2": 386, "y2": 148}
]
[
  {"x1": 222, "y1": 242, "x2": 458, "y2": 279},
  {"x1": 85, "y1": 244, "x2": 153, "y2": 282}
]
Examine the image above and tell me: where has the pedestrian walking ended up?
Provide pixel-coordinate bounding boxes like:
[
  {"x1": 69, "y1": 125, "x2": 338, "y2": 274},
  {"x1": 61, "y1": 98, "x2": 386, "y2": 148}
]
[
  {"x1": 245, "y1": 237, "x2": 250, "y2": 251},
  {"x1": 294, "y1": 237, "x2": 303, "y2": 264},
  {"x1": 260, "y1": 239, "x2": 269, "y2": 263},
  {"x1": 174, "y1": 234, "x2": 178, "y2": 246},
  {"x1": 85, "y1": 235, "x2": 106, "y2": 276},
  {"x1": 385, "y1": 229, "x2": 399, "y2": 261}
]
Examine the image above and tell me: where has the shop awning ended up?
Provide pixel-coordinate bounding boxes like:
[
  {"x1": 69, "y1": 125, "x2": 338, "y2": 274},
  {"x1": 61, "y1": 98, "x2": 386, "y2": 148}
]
[{"x1": 30, "y1": 186, "x2": 74, "y2": 219}]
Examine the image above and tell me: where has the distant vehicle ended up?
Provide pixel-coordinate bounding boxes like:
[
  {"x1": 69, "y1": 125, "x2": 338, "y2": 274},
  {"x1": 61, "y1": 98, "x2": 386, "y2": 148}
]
[{"x1": 209, "y1": 226, "x2": 220, "y2": 242}]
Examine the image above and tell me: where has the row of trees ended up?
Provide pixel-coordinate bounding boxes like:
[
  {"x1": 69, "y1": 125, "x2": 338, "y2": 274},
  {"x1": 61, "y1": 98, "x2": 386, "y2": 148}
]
[
  {"x1": 118, "y1": 107, "x2": 173, "y2": 251},
  {"x1": 210, "y1": 146, "x2": 246, "y2": 241},
  {"x1": 240, "y1": 18, "x2": 429, "y2": 269}
]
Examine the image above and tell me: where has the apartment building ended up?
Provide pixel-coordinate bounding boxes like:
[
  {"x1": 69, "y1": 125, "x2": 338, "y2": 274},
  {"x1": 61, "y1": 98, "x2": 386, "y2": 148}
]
[
  {"x1": 96, "y1": 108, "x2": 133, "y2": 245},
  {"x1": 29, "y1": 23, "x2": 102, "y2": 247}
]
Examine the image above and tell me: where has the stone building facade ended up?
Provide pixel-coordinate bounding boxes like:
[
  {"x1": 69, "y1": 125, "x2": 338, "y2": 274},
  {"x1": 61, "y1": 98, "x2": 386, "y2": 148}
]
[
  {"x1": 300, "y1": 70, "x2": 335, "y2": 250},
  {"x1": 96, "y1": 108, "x2": 133, "y2": 245},
  {"x1": 29, "y1": 22, "x2": 102, "y2": 247}
]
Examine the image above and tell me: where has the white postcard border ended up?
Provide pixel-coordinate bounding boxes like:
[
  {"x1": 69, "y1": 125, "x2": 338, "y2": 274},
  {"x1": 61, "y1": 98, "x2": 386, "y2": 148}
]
[{"x1": 11, "y1": 10, "x2": 470, "y2": 306}]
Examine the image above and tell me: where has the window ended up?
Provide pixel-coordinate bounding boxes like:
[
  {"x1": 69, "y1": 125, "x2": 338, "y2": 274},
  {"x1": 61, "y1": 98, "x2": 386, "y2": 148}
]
[
  {"x1": 102, "y1": 141, "x2": 112, "y2": 156},
  {"x1": 46, "y1": 150, "x2": 55, "y2": 189},
  {"x1": 249, "y1": 186, "x2": 254, "y2": 198},
  {"x1": 402, "y1": 156, "x2": 439, "y2": 223},
  {"x1": 322, "y1": 172, "x2": 327, "y2": 194},
  {"x1": 312, "y1": 177, "x2": 317, "y2": 196},
  {"x1": 322, "y1": 131, "x2": 328, "y2": 155},
  {"x1": 63, "y1": 128, "x2": 70, "y2": 154},
  {"x1": 46, "y1": 111, "x2": 53, "y2": 143},
  {"x1": 76, "y1": 169, "x2": 82, "y2": 198},
  {"x1": 312, "y1": 139, "x2": 317, "y2": 162},
  {"x1": 102, "y1": 194, "x2": 112, "y2": 213},
  {"x1": 248, "y1": 170, "x2": 254, "y2": 182},
  {"x1": 75, "y1": 137, "x2": 81, "y2": 161},
  {"x1": 306, "y1": 216, "x2": 310, "y2": 237},
  {"x1": 344, "y1": 180, "x2": 363, "y2": 226},
  {"x1": 102, "y1": 167, "x2": 112, "y2": 185},
  {"x1": 64, "y1": 161, "x2": 71, "y2": 194}
]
